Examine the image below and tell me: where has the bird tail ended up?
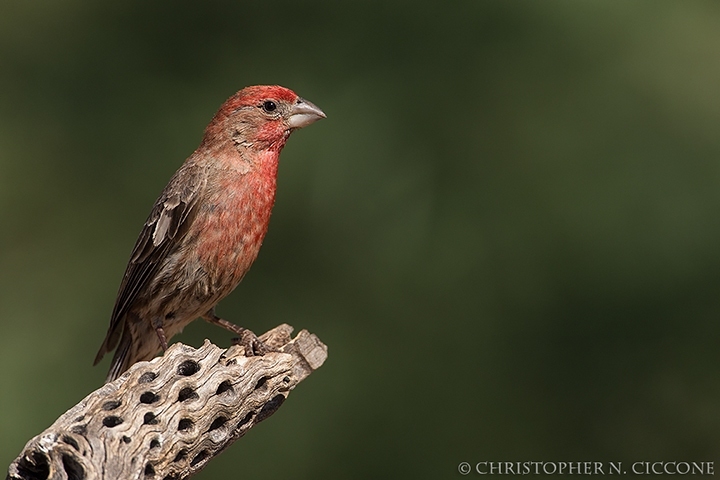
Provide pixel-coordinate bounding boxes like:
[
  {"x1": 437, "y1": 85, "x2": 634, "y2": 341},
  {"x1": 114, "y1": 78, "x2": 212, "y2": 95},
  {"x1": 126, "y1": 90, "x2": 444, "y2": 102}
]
[{"x1": 105, "y1": 325, "x2": 134, "y2": 383}]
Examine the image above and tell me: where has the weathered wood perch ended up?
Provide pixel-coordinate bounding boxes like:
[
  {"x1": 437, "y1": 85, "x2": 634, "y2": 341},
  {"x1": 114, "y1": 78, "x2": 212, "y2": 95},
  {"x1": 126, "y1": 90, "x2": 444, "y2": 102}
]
[{"x1": 7, "y1": 324, "x2": 327, "y2": 480}]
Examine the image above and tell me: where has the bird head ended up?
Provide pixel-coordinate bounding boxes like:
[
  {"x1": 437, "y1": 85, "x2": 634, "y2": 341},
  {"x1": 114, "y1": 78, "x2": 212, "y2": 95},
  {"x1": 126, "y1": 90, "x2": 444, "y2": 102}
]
[{"x1": 204, "y1": 85, "x2": 326, "y2": 152}]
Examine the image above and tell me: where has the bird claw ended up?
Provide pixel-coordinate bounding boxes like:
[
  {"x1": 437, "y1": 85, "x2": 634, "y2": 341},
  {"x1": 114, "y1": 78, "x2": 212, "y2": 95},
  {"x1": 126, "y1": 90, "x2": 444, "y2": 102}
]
[{"x1": 231, "y1": 329, "x2": 268, "y2": 356}]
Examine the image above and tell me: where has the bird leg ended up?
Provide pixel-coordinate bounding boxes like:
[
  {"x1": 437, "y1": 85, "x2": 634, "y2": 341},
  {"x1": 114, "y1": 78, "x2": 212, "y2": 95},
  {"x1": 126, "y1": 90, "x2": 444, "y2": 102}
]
[
  {"x1": 155, "y1": 327, "x2": 169, "y2": 351},
  {"x1": 150, "y1": 316, "x2": 170, "y2": 351},
  {"x1": 202, "y1": 310, "x2": 268, "y2": 356}
]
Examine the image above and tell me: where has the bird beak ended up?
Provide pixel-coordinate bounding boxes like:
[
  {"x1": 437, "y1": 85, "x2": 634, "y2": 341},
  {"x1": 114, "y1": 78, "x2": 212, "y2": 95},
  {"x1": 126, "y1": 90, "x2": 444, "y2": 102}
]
[{"x1": 288, "y1": 97, "x2": 326, "y2": 129}]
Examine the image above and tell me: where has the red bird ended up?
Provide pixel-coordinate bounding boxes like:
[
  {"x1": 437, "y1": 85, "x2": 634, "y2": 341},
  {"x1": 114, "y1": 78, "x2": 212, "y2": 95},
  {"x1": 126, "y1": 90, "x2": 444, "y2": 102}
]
[{"x1": 94, "y1": 85, "x2": 325, "y2": 382}]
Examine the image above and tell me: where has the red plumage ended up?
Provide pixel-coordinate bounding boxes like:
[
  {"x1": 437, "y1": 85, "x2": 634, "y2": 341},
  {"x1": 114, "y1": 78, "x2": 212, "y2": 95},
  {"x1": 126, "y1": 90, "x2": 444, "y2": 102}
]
[{"x1": 94, "y1": 85, "x2": 325, "y2": 382}]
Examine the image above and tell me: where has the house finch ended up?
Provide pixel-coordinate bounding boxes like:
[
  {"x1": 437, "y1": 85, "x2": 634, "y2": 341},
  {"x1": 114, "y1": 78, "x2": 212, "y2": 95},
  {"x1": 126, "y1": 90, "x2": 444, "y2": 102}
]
[{"x1": 94, "y1": 85, "x2": 325, "y2": 382}]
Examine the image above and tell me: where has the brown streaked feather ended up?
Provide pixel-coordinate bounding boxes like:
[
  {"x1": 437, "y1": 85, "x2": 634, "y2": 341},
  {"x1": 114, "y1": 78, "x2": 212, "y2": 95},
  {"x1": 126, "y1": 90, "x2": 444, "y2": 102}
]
[{"x1": 94, "y1": 162, "x2": 207, "y2": 365}]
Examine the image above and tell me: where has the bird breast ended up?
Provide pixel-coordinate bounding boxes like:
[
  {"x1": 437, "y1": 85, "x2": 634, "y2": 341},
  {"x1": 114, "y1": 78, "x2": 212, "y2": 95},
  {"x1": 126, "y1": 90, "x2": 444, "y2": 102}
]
[{"x1": 190, "y1": 159, "x2": 278, "y2": 293}]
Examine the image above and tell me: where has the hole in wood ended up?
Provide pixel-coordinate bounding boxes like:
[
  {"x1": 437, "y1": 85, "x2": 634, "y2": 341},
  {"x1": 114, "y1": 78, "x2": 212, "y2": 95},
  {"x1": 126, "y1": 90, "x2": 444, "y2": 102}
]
[
  {"x1": 62, "y1": 454, "x2": 84, "y2": 480},
  {"x1": 255, "y1": 376, "x2": 268, "y2": 390},
  {"x1": 178, "y1": 386, "x2": 199, "y2": 402},
  {"x1": 122, "y1": 436, "x2": 131, "y2": 444},
  {"x1": 208, "y1": 416, "x2": 228, "y2": 432},
  {"x1": 102, "y1": 400, "x2": 121, "y2": 411},
  {"x1": 143, "y1": 412, "x2": 159, "y2": 425},
  {"x1": 237, "y1": 411, "x2": 254, "y2": 430},
  {"x1": 177, "y1": 360, "x2": 200, "y2": 376},
  {"x1": 150, "y1": 438, "x2": 160, "y2": 449},
  {"x1": 138, "y1": 371, "x2": 157, "y2": 383},
  {"x1": 173, "y1": 449, "x2": 188, "y2": 463},
  {"x1": 144, "y1": 463, "x2": 155, "y2": 478},
  {"x1": 140, "y1": 392, "x2": 160, "y2": 404},
  {"x1": 190, "y1": 450, "x2": 209, "y2": 468},
  {"x1": 216, "y1": 380, "x2": 234, "y2": 395},
  {"x1": 256, "y1": 395, "x2": 285, "y2": 423},
  {"x1": 61, "y1": 435, "x2": 79, "y2": 451},
  {"x1": 16, "y1": 450, "x2": 50, "y2": 480},
  {"x1": 102, "y1": 416, "x2": 123, "y2": 428},
  {"x1": 178, "y1": 418, "x2": 194, "y2": 431}
]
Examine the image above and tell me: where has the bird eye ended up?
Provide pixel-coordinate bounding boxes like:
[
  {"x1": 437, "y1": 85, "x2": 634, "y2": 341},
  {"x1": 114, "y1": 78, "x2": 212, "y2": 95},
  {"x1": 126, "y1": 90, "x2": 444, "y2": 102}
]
[{"x1": 261, "y1": 100, "x2": 277, "y2": 113}]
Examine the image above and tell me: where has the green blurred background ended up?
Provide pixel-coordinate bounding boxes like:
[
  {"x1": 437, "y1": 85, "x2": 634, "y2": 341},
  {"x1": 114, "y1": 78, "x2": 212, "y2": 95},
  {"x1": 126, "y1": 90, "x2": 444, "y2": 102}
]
[{"x1": 2, "y1": 1, "x2": 720, "y2": 477}]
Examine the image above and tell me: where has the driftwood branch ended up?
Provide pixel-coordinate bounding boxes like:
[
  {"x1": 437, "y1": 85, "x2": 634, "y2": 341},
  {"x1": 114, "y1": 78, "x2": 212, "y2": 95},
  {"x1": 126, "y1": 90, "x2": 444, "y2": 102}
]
[{"x1": 7, "y1": 324, "x2": 327, "y2": 480}]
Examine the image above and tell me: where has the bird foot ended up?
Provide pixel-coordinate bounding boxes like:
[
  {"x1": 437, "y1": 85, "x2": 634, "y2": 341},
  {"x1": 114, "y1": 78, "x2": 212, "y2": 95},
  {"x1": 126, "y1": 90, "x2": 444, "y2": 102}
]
[
  {"x1": 203, "y1": 311, "x2": 273, "y2": 356},
  {"x1": 231, "y1": 329, "x2": 269, "y2": 356}
]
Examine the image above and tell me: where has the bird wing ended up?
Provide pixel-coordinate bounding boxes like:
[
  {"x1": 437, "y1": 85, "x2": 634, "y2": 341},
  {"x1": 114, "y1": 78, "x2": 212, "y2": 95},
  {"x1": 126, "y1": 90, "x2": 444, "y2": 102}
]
[{"x1": 94, "y1": 162, "x2": 208, "y2": 364}]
